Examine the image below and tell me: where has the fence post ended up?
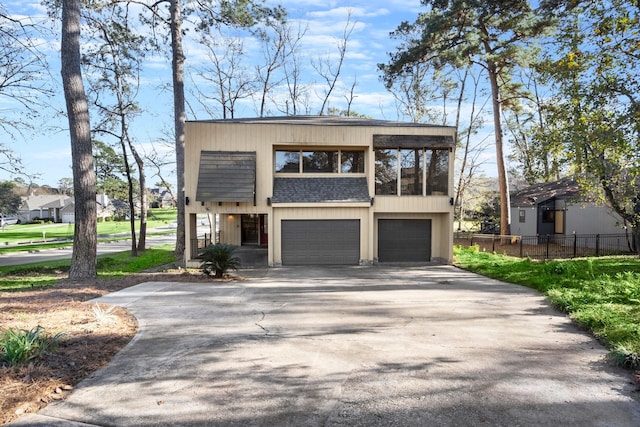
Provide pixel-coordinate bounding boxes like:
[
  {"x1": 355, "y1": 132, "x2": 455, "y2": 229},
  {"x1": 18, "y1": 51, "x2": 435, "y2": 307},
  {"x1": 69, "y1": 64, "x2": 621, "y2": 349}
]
[
  {"x1": 520, "y1": 236, "x2": 523, "y2": 258},
  {"x1": 492, "y1": 234, "x2": 496, "y2": 252},
  {"x1": 573, "y1": 233, "x2": 577, "y2": 258},
  {"x1": 546, "y1": 234, "x2": 550, "y2": 259},
  {"x1": 596, "y1": 234, "x2": 600, "y2": 257}
]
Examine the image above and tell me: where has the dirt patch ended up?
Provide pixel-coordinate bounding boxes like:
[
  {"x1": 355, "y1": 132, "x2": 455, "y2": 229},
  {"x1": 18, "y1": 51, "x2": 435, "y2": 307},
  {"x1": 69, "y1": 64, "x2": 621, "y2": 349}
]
[{"x1": 0, "y1": 269, "x2": 222, "y2": 425}]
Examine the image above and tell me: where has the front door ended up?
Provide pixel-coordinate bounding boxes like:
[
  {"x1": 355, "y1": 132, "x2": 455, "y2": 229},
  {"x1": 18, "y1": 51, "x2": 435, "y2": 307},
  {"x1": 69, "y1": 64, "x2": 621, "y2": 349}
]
[{"x1": 241, "y1": 214, "x2": 259, "y2": 245}]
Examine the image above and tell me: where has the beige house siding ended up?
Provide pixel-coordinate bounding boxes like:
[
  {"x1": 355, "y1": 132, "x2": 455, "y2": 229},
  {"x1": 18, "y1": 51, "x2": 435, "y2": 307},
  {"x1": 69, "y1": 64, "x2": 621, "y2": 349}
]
[{"x1": 184, "y1": 117, "x2": 456, "y2": 268}]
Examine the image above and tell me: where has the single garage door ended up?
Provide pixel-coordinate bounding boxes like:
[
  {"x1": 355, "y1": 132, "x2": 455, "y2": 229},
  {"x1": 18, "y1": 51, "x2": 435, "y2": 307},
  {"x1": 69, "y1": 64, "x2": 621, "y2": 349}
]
[
  {"x1": 281, "y1": 220, "x2": 360, "y2": 265},
  {"x1": 378, "y1": 219, "x2": 431, "y2": 262}
]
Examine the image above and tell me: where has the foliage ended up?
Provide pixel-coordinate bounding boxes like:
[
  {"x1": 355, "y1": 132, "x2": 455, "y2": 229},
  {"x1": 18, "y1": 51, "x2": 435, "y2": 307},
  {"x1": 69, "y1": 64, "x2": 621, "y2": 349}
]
[
  {"x1": 454, "y1": 246, "x2": 640, "y2": 367},
  {"x1": 0, "y1": 326, "x2": 64, "y2": 366},
  {"x1": 381, "y1": 0, "x2": 555, "y2": 236},
  {"x1": 537, "y1": 0, "x2": 640, "y2": 251},
  {"x1": 0, "y1": 181, "x2": 21, "y2": 216},
  {"x1": 200, "y1": 243, "x2": 240, "y2": 278}
]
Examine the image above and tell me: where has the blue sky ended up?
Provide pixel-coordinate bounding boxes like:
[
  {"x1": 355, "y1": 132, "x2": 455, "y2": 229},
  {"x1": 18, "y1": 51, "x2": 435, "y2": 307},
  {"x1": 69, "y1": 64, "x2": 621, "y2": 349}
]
[{"x1": 1, "y1": 0, "x2": 494, "y2": 187}]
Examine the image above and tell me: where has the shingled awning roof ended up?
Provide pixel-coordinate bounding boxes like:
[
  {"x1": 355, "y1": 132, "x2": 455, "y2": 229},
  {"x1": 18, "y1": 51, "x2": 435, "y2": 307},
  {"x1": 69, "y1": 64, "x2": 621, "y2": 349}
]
[
  {"x1": 196, "y1": 151, "x2": 256, "y2": 203},
  {"x1": 272, "y1": 177, "x2": 370, "y2": 204}
]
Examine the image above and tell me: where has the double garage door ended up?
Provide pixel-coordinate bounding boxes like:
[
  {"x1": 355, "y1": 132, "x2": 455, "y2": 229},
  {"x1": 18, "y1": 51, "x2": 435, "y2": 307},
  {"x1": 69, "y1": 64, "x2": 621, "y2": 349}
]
[
  {"x1": 280, "y1": 219, "x2": 432, "y2": 265},
  {"x1": 281, "y1": 220, "x2": 360, "y2": 265}
]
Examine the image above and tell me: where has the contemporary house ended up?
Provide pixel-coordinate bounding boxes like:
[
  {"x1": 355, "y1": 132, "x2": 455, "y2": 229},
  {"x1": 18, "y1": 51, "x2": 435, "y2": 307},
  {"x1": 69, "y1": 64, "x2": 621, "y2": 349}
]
[
  {"x1": 510, "y1": 177, "x2": 626, "y2": 237},
  {"x1": 184, "y1": 116, "x2": 456, "y2": 267}
]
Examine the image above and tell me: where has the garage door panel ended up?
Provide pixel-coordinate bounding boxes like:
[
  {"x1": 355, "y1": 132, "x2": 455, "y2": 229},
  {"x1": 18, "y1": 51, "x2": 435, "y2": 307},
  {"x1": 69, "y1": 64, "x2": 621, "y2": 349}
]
[
  {"x1": 282, "y1": 220, "x2": 360, "y2": 265},
  {"x1": 378, "y1": 219, "x2": 431, "y2": 262}
]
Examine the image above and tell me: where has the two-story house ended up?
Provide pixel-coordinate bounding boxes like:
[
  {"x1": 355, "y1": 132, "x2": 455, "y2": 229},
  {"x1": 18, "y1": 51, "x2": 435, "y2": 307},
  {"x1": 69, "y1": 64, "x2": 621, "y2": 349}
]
[{"x1": 184, "y1": 116, "x2": 456, "y2": 267}]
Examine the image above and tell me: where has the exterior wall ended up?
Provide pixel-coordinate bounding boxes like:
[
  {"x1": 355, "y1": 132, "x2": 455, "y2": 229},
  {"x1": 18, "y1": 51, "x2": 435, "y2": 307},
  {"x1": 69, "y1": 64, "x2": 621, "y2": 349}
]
[
  {"x1": 184, "y1": 120, "x2": 456, "y2": 267},
  {"x1": 565, "y1": 202, "x2": 625, "y2": 235},
  {"x1": 511, "y1": 206, "x2": 538, "y2": 236}
]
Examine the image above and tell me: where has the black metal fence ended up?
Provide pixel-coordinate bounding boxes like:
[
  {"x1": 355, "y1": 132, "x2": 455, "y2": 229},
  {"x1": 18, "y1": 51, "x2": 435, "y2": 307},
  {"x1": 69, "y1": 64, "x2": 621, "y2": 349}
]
[
  {"x1": 454, "y1": 232, "x2": 638, "y2": 260},
  {"x1": 189, "y1": 232, "x2": 217, "y2": 259}
]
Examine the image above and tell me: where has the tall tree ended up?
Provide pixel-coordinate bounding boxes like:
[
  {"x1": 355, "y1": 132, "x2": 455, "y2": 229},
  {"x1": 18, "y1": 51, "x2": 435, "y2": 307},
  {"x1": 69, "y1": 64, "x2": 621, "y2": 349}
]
[
  {"x1": 61, "y1": 0, "x2": 97, "y2": 279},
  {"x1": 84, "y1": 2, "x2": 148, "y2": 254},
  {"x1": 382, "y1": 0, "x2": 554, "y2": 236},
  {"x1": 540, "y1": 0, "x2": 640, "y2": 251},
  {"x1": 135, "y1": 0, "x2": 285, "y2": 258}
]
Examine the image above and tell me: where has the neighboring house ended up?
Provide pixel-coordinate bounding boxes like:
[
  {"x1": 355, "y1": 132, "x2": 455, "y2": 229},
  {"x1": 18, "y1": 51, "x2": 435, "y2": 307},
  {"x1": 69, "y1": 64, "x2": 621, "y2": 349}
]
[
  {"x1": 61, "y1": 194, "x2": 115, "y2": 223},
  {"x1": 20, "y1": 194, "x2": 114, "y2": 224},
  {"x1": 511, "y1": 177, "x2": 626, "y2": 237},
  {"x1": 18, "y1": 195, "x2": 72, "y2": 223},
  {"x1": 150, "y1": 188, "x2": 176, "y2": 208},
  {"x1": 184, "y1": 116, "x2": 456, "y2": 267}
]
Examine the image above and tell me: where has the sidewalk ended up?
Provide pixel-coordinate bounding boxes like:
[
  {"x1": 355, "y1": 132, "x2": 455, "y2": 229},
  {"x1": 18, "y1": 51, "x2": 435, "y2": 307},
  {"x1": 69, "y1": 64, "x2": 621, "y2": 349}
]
[{"x1": 9, "y1": 265, "x2": 640, "y2": 426}]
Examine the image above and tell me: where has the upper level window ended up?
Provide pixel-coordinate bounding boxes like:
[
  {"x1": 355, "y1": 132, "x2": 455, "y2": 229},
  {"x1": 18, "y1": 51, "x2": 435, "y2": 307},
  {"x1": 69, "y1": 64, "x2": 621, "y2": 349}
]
[
  {"x1": 375, "y1": 148, "x2": 449, "y2": 196},
  {"x1": 303, "y1": 151, "x2": 338, "y2": 173},
  {"x1": 375, "y1": 149, "x2": 397, "y2": 195},
  {"x1": 400, "y1": 148, "x2": 423, "y2": 196},
  {"x1": 275, "y1": 151, "x2": 300, "y2": 173},
  {"x1": 275, "y1": 149, "x2": 365, "y2": 174},
  {"x1": 341, "y1": 150, "x2": 365, "y2": 173}
]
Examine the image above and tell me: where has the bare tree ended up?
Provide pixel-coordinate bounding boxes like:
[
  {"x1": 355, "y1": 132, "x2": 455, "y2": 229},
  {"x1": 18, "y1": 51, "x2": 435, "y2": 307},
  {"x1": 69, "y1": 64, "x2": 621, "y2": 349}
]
[
  {"x1": 0, "y1": 5, "x2": 52, "y2": 177},
  {"x1": 313, "y1": 10, "x2": 355, "y2": 115},
  {"x1": 61, "y1": 0, "x2": 97, "y2": 280},
  {"x1": 280, "y1": 21, "x2": 309, "y2": 115},
  {"x1": 193, "y1": 34, "x2": 256, "y2": 118}
]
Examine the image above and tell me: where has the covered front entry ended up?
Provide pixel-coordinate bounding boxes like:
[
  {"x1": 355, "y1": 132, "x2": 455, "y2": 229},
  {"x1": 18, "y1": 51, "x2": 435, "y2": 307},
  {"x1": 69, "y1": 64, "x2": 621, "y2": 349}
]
[
  {"x1": 378, "y1": 219, "x2": 432, "y2": 262},
  {"x1": 281, "y1": 219, "x2": 360, "y2": 265}
]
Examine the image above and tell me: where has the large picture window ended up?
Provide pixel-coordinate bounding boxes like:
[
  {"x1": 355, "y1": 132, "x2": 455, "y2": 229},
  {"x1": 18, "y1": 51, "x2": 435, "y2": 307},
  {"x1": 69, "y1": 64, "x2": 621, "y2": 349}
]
[
  {"x1": 425, "y1": 149, "x2": 449, "y2": 195},
  {"x1": 375, "y1": 148, "x2": 449, "y2": 196},
  {"x1": 400, "y1": 148, "x2": 423, "y2": 195},
  {"x1": 375, "y1": 149, "x2": 398, "y2": 195},
  {"x1": 276, "y1": 149, "x2": 364, "y2": 174},
  {"x1": 341, "y1": 150, "x2": 365, "y2": 173},
  {"x1": 275, "y1": 151, "x2": 300, "y2": 173},
  {"x1": 303, "y1": 151, "x2": 338, "y2": 173}
]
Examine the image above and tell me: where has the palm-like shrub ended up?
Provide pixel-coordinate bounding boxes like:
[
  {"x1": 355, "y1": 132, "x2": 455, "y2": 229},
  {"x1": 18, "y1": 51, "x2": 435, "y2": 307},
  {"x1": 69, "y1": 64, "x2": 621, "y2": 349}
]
[{"x1": 200, "y1": 243, "x2": 241, "y2": 278}]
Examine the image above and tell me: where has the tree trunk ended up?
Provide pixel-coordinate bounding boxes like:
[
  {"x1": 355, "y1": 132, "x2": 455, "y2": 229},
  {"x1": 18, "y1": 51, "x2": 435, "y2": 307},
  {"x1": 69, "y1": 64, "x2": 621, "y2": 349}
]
[
  {"x1": 487, "y1": 62, "x2": 511, "y2": 237},
  {"x1": 61, "y1": 0, "x2": 97, "y2": 280},
  {"x1": 171, "y1": 0, "x2": 186, "y2": 258}
]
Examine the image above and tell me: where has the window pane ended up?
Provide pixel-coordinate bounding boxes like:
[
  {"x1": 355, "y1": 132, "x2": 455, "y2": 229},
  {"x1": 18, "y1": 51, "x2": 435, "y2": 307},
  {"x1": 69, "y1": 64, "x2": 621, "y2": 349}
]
[
  {"x1": 303, "y1": 151, "x2": 338, "y2": 173},
  {"x1": 425, "y1": 149, "x2": 449, "y2": 195},
  {"x1": 375, "y1": 149, "x2": 397, "y2": 195},
  {"x1": 275, "y1": 151, "x2": 300, "y2": 173},
  {"x1": 341, "y1": 150, "x2": 365, "y2": 173},
  {"x1": 400, "y1": 149, "x2": 423, "y2": 195}
]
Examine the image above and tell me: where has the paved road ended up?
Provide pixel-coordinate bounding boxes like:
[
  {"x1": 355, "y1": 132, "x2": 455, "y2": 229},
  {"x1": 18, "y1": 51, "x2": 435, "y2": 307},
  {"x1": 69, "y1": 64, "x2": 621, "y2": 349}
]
[
  {"x1": 0, "y1": 233, "x2": 177, "y2": 267},
  {"x1": 10, "y1": 265, "x2": 640, "y2": 426}
]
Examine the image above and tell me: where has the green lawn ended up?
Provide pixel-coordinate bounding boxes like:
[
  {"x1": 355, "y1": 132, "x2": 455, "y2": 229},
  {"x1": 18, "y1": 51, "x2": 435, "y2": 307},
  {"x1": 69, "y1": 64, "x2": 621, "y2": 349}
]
[
  {"x1": 0, "y1": 208, "x2": 177, "y2": 252},
  {"x1": 454, "y1": 246, "x2": 640, "y2": 368},
  {"x1": 0, "y1": 245, "x2": 178, "y2": 292}
]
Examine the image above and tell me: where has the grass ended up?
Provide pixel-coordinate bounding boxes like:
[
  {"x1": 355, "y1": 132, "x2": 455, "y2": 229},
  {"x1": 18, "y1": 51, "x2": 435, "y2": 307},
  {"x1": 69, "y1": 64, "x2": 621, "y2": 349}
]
[
  {"x1": 0, "y1": 208, "x2": 176, "y2": 253},
  {"x1": 454, "y1": 246, "x2": 640, "y2": 368},
  {"x1": 0, "y1": 245, "x2": 179, "y2": 291}
]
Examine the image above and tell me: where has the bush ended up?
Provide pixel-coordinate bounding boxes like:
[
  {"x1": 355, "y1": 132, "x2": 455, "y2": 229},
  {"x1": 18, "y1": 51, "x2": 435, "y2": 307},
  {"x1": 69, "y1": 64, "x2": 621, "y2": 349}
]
[
  {"x1": 200, "y1": 243, "x2": 240, "y2": 278},
  {"x1": 0, "y1": 326, "x2": 64, "y2": 366}
]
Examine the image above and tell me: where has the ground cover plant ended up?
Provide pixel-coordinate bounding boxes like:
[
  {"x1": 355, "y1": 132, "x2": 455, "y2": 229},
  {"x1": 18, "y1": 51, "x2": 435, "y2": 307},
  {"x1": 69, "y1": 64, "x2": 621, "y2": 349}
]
[
  {"x1": 0, "y1": 246, "x2": 219, "y2": 425},
  {"x1": 454, "y1": 246, "x2": 640, "y2": 368}
]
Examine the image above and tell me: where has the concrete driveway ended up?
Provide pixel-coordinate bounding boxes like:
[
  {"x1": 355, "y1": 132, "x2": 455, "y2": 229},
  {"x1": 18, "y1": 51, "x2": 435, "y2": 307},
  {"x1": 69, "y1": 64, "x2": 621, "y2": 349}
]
[{"x1": 11, "y1": 265, "x2": 640, "y2": 426}]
